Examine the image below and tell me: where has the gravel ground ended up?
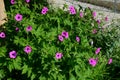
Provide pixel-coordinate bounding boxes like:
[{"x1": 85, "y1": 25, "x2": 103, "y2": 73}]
[
  {"x1": 102, "y1": 0, "x2": 120, "y2": 3},
  {"x1": 49, "y1": 0, "x2": 120, "y2": 25}
]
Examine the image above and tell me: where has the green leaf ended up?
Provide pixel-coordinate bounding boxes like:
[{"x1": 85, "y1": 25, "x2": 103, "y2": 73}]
[
  {"x1": 0, "y1": 46, "x2": 7, "y2": 57},
  {"x1": 8, "y1": 63, "x2": 14, "y2": 72},
  {"x1": 57, "y1": 74, "x2": 64, "y2": 80},
  {"x1": 13, "y1": 61, "x2": 21, "y2": 70},
  {"x1": 74, "y1": 65, "x2": 80, "y2": 77},
  {"x1": 31, "y1": 74, "x2": 36, "y2": 80},
  {"x1": 39, "y1": 75, "x2": 46, "y2": 80},
  {"x1": 0, "y1": 70, "x2": 5, "y2": 79},
  {"x1": 27, "y1": 68, "x2": 32, "y2": 78},
  {"x1": 22, "y1": 65, "x2": 28, "y2": 74},
  {"x1": 69, "y1": 73, "x2": 76, "y2": 80}
]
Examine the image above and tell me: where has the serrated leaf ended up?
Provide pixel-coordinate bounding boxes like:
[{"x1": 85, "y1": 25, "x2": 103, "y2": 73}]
[
  {"x1": 0, "y1": 47, "x2": 7, "y2": 57},
  {"x1": 27, "y1": 68, "x2": 32, "y2": 78},
  {"x1": 75, "y1": 65, "x2": 80, "y2": 77},
  {"x1": 31, "y1": 74, "x2": 36, "y2": 80},
  {"x1": 22, "y1": 65, "x2": 28, "y2": 74},
  {"x1": 39, "y1": 75, "x2": 46, "y2": 80},
  {"x1": 13, "y1": 61, "x2": 21, "y2": 70},
  {"x1": 0, "y1": 70, "x2": 5, "y2": 79},
  {"x1": 69, "y1": 73, "x2": 76, "y2": 80},
  {"x1": 8, "y1": 63, "x2": 14, "y2": 72}
]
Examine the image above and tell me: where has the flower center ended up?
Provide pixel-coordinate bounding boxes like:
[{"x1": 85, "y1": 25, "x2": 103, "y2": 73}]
[{"x1": 27, "y1": 48, "x2": 29, "y2": 50}]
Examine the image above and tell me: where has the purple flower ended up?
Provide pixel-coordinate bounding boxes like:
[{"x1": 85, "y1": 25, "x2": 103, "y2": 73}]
[
  {"x1": 89, "y1": 58, "x2": 97, "y2": 67},
  {"x1": 41, "y1": 7, "x2": 48, "y2": 14},
  {"x1": 10, "y1": 0, "x2": 15, "y2": 5},
  {"x1": 70, "y1": 9, "x2": 76, "y2": 14},
  {"x1": 25, "y1": 0, "x2": 30, "y2": 3},
  {"x1": 9, "y1": 50, "x2": 17, "y2": 59},
  {"x1": 0, "y1": 32, "x2": 6, "y2": 38},
  {"x1": 95, "y1": 48, "x2": 101, "y2": 54},
  {"x1": 43, "y1": 7, "x2": 48, "y2": 12},
  {"x1": 92, "y1": 11, "x2": 96, "y2": 18},
  {"x1": 24, "y1": 45, "x2": 32, "y2": 54},
  {"x1": 61, "y1": 31, "x2": 69, "y2": 39},
  {"x1": 76, "y1": 36, "x2": 80, "y2": 42},
  {"x1": 69, "y1": 6, "x2": 76, "y2": 14},
  {"x1": 58, "y1": 35, "x2": 64, "y2": 42},
  {"x1": 69, "y1": 5, "x2": 75, "y2": 10},
  {"x1": 108, "y1": 58, "x2": 112, "y2": 64},
  {"x1": 105, "y1": 16, "x2": 108, "y2": 21},
  {"x1": 26, "y1": 26, "x2": 32, "y2": 32},
  {"x1": 15, "y1": 27, "x2": 19, "y2": 32},
  {"x1": 80, "y1": 12, "x2": 83, "y2": 18},
  {"x1": 92, "y1": 29, "x2": 97, "y2": 34},
  {"x1": 97, "y1": 20, "x2": 101, "y2": 24},
  {"x1": 15, "y1": 14, "x2": 23, "y2": 21},
  {"x1": 55, "y1": 52, "x2": 63, "y2": 59}
]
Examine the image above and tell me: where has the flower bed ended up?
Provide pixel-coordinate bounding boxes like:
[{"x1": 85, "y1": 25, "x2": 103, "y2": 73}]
[{"x1": 0, "y1": 0, "x2": 120, "y2": 80}]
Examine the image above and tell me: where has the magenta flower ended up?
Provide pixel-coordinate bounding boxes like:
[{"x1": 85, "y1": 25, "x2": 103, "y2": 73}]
[
  {"x1": 26, "y1": 26, "x2": 32, "y2": 32},
  {"x1": 69, "y1": 5, "x2": 75, "y2": 10},
  {"x1": 69, "y1": 6, "x2": 76, "y2": 14},
  {"x1": 9, "y1": 50, "x2": 17, "y2": 59},
  {"x1": 89, "y1": 58, "x2": 97, "y2": 67},
  {"x1": 92, "y1": 11, "x2": 97, "y2": 17},
  {"x1": 95, "y1": 48, "x2": 101, "y2": 54},
  {"x1": 80, "y1": 12, "x2": 83, "y2": 18},
  {"x1": 43, "y1": 7, "x2": 48, "y2": 11},
  {"x1": 105, "y1": 16, "x2": 108, "y2": 21},
  {"x1": 10, "y1": 0, "x2": 15, "y2": 5},
  {"x1": 92, "y1": 29, "x2": 97, "y2": 34},
  {"x1": 55, "y1": 52, "x2": 63, "y2": 59},
  {"x1": 15, "y1": 14, "x2": 23, "y2": 21},
  {"x1": 58, "y1": 35, "x2": 64, "y2": 42},
  {"x1": 15, "y1": 27, "x2": 19, "y2": 32},
  {"x1": 62, "y1": 31, "x2": 69, "y2": 39},
  {"x1": 70, "y1": 9, "x2": 76, "y2": 14},
  {"x1": 76, "y1": 36, "x2": 80, "y2": 42},
  {"x1": 0, "y1": 32, "x2": 6, "y2": 38},
  {"x1": 24, "y1": 45, "x2": 32, "y2": 54},
  {"x1": 41, "y1": 7, "x2": 48, "y2": 14},
  {"x1": 25, "y1": 0, "x2": 30, "y2": 3},
  {"x1": 108, "y1": 58, "x2": 112, "y2": 64},
  {"x1": 97, "y1": 20, "x2": 101, "y2": 24}
]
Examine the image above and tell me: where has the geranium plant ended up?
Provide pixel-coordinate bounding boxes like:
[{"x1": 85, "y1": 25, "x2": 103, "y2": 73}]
[{"x1": 0, "y1": 0, "x2": 117, "y2": 80}]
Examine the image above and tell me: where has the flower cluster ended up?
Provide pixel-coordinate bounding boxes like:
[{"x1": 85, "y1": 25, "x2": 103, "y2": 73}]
[
  {"x1": 76, "y1": 36, "x2": 80, "y2": 42},
  {"x1": 15, "y1": 14, "x2": 23, "y2": 21},
  {"x1": 24, "y1": 45, "x2": 32, "y2": 54},
  {"x1": 10, "y1": 0, "x2": 15, "y2": 5},
  {"x1": 95, "y1": 48, "x2": 101, "y2": 54},
  {"x1": 26, "y1": 26, "x2": 32, "y2": 32},
  {"x1": 58, "y1": 31, "x2": 69, "y2": 41},
  {"x1": 89, "y1": 58, "x2": 97, "y2": 67},
  {"x1": 69, "y1": 5, "x2": 76, "y2": 14},
  {"x1": 92, "y1": 29, "x2": 97, "y2": 34},
  {"x1": 108, "y1": 58, "x2": 112, "y2": 64},
  {"x1": 9, "y1": 50, "x2": 17, "y2": 59},
  {"x1": 89, "y1": 47, "x2": 112, "y2": 67},
  {"x1": 92, "y1": 11, "x2": 97, "y2": 18},
  {"x1": 80, "y1": 12, "x2": 84, "y2": 18},
  {"x1": 25, "y1": 0, "x2": 30, "y2": 3},
  {"x1": 41, "y1": 7, "x2": 48, "y2": 14},
  {"x1": 0, "y1": 32, "x2": 6, "y2": 38},
  {"x1": 15, "y1": 27, "x2": 19, "y2": 32},
  {"x1": 55, "y1": 52, "x2": 63, "y2": 59}
]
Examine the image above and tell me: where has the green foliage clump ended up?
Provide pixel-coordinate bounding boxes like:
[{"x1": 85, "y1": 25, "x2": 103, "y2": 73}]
[{"x1": 0, "y1": 0, "x2": 120, "y2": 80}]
